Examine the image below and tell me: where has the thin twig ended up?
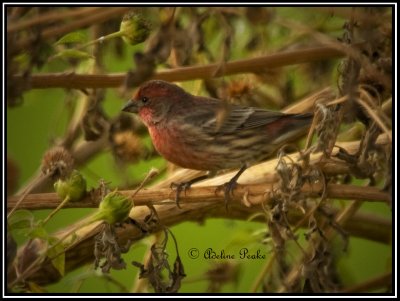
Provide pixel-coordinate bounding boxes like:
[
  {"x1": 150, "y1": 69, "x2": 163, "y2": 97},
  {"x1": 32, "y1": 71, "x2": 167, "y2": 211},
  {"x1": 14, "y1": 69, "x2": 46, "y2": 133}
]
[
  {"x1": 279, "y1": 199, "x2": 370, "y2": 293},
  {"x1": 131, "y1": 235, "x2": 156, "y2": 293},
  {"x1": 16, "y1": 132, "x2": 109, "y2": 195},
  {"x1": 13, "y1": 7, "x2": 131, "y2": 51},
  {"x1": 382, "y1": 97, "x2": 392, "y2": 118},
  {"x1": 341, "y1": 271, "x2": 392, "y2": 293},
  {"x1": 130, "y1": 168, "x2": 159, "y2": 199},
  {"x1": 355, "y1": 95, "x2": 392, "y2": 143},
  {"x1": 311, "y1": 7, "x2": 391, "y2": 26},
  {"x1": 42, "y1": 196, "x2": 70, "y2": 226},
  {"x1": 7, "y1": 174, "x2": 49, "y2": 218},
  {"x1": 250, "y1": 253, "x2": 276, "y2": 293},
  {"x1": 7, "y1": 7, "x2": 104, "y2": 33},
  {"x1": 358, "y1": 85, "x2": 392, "y2": 127},
  {"x1": 275, "y1": 16, "x2": 392, "y2": 91}
]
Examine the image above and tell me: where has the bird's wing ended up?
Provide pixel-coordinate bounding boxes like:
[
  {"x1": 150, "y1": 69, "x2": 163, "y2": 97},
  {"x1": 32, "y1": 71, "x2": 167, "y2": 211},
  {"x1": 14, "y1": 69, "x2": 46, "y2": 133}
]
[
  {"x1": 187, "y1": 103, "x2": 285, "y2": 134},
  {"x1": 202, "y1": 105, "x2": 283, "y2": 133}
]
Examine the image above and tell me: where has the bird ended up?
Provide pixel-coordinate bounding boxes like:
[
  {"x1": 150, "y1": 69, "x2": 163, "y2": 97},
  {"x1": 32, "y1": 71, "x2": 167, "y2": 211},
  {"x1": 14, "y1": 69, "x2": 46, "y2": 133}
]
[{"x1": 122, "y1": 80, "x2": 313, "y2": 208}]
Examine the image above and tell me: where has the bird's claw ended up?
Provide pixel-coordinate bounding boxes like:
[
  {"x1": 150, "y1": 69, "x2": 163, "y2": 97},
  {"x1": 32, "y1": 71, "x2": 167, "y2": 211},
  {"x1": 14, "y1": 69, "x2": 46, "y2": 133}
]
[
  {"x1": 216, "y1": 178, "x2": 238, "y2": 211},
  {"x1": 170, "y1": 174, "x2": 212, "y2": 208},
  {"x1": 170, "y1": 182, "x2": 192, "y2": 209}
]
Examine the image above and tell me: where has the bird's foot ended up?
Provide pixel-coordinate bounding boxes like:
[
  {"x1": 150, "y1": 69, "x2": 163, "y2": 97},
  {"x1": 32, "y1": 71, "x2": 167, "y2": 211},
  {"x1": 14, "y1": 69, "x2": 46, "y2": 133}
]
[
  {"x1": 216, "y1": 178, "x2": 238, "y2": 211},
  {"x1": 170, "y1": 174, "x2": 211, "y2": 209},
  {"x1": 170, "y1": 181, "x2": 192, "y2": 209},
  {"x1": 216, "y1": 165, "x2": 247, "y2": 211}
]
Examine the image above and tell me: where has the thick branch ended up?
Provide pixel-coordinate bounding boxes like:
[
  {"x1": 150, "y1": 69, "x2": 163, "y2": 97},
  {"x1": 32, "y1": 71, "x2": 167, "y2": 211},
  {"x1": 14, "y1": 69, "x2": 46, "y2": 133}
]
[
  {"x1": 7, "y1": 182, "x2": 391, "y2": 211},
  {"x1": 9, "y1": 132, "x2": 391, "y2": 209},
  {"x1": 16, "y1": 45, "x2": 346, "y2": 89}
]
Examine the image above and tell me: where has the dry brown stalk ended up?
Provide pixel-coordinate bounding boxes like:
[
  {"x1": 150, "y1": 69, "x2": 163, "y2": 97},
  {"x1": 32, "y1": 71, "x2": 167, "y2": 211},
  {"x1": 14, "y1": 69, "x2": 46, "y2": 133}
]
[{"x1": 14, "y1": 45, "x2": 346, "y2": 89}]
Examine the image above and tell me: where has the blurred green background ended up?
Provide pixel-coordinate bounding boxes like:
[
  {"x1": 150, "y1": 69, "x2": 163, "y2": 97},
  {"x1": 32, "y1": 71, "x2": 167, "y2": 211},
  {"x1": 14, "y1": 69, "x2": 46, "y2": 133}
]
[{"x1": 7, "y1": 7, "x2": 392, "y2": 293}]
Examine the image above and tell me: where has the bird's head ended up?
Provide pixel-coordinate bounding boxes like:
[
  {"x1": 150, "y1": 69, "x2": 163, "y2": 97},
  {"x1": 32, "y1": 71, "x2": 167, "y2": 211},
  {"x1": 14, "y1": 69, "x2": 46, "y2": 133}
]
[{"x1": 122, "y1": 80, "x2": 186, "y2": 126}]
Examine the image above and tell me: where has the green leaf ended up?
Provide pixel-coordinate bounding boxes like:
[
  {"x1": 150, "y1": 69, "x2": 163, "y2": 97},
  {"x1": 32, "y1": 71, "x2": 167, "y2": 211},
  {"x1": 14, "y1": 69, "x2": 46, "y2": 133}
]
[
  {"x1": 55, "y1": 31, "x2": 87, "y2": 45},
  {"x1": 8, "y1": 210, "x2": 34, "y2": 231},
  {"x1": 48, "y1": 238, "x2": 66, "y2": 276},
  {"x1": 27, "y1": 281, "x2": 48, "y2": 293},
  {"x1": 52, "y1": 49, "x2": 94, "y2": 61},
  {"x1": 28, "y1": 223, "x2": 49, "y2": 240},
  {"x1": 13, "y1": 53, "x2": 30, "y2": 69},
  {"x1": 69, "y1": 231, "x2": 79, "y2": 245}
]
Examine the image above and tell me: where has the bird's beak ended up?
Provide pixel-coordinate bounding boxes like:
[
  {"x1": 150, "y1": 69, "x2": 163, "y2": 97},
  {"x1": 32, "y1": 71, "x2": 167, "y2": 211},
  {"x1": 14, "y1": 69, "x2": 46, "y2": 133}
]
[{"x1": 122, "y1": 100, "x2": 138, "y2": 113}]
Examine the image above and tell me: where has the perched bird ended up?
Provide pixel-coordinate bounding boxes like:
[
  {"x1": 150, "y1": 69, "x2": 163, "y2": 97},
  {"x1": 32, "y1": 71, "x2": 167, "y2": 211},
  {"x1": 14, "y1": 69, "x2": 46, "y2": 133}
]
[{"x1": 122, "y1": 80, "x2": 312, "y2": 207}]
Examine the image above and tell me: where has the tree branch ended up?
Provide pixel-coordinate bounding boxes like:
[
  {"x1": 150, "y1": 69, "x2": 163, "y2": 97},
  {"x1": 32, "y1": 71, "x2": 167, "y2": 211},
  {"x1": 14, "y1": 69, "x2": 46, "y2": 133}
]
[
  {"x1": 9, "y1": 132, "x2": 391, "y2": 210},
  {"x1": 16, "y1": 45, "x2": 346, "y2": 89},
  {"x1": 7, "y1": 182, "x2": 391, "y2": 211},
  {"x1": 10, "y1": 202, "x2": 392, "y2": 287}
]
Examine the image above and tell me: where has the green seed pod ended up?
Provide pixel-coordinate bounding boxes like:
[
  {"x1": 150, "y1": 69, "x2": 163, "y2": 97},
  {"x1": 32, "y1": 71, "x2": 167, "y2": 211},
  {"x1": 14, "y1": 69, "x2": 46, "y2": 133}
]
[
  {"x1": 94, "y1": 191, "x2": 133, "y2": 224},
  {"x1": 120, "y1": 12, "x2": 151, "y2": 46},
  {"x1": 54, "y1": 170, "x2": 86, "y2": 202}
]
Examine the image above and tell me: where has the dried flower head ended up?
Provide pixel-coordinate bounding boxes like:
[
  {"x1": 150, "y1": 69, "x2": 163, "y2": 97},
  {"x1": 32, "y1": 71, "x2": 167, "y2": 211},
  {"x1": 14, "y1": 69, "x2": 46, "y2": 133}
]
[
  {"x1": 41, "y1": 147, "x2": 74, "y2": 180},
  {"x1": 110, "y1": 131, "x2": 146, "y2": 163},
  {"x1": 226, "y1": 80, "x2": 252, "y2": 100},
  {"x1": 110, "y1": 114, "x2": 148, "y2": 164}
]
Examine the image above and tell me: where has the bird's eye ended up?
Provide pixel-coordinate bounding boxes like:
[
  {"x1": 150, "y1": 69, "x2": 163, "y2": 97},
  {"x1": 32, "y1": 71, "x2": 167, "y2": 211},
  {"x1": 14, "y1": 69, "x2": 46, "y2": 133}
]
[{"x1": 141, "y1": 96, "x2": 148, "y2": 103}]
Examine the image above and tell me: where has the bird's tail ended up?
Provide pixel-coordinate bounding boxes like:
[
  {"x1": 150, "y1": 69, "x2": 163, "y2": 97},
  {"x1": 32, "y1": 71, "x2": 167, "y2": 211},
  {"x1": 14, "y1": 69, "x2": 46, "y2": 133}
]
[{"x1": 272, "y1": 113, "x2": 313, "y2": 145}]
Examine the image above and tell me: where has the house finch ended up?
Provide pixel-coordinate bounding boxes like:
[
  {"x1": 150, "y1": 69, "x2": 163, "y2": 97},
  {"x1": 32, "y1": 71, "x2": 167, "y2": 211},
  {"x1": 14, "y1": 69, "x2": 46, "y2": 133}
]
[{"x1": 122, "y1": 80, "x2": 312, "y2": 207}]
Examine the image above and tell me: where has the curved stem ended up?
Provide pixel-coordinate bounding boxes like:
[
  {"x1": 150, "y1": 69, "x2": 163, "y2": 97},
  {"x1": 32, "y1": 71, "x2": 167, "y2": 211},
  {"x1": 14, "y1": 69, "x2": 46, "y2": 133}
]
[
  {"x1": 7, "y1": 174, "x2": 48, "y2": 219},
  {"x1": 42, "y1": 196, "x2": 71, "y2": 226},
  {"x1": 75, "y1": 31, "x2": 124, "y2": 51},
  {"x1": 250, "y1": 253, "x2": 276, "y2": 293}
]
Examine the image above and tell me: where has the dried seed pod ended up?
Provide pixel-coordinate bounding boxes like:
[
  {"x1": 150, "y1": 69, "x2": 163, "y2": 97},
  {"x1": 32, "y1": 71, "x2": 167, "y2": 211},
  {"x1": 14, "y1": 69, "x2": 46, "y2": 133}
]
[
  {"x1": 41, "y1": 146, "x2": 74, "y2": 180},
  {"x1": 112, "y1": 131, "x2": 146, "y2": 163},
  {"x1": 109, "y1": 115, "x2": 148, "y2": 164}
]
